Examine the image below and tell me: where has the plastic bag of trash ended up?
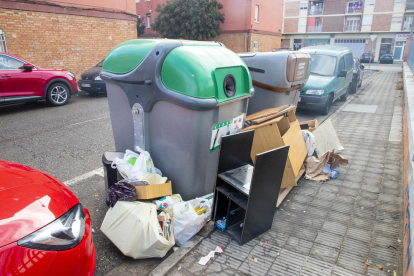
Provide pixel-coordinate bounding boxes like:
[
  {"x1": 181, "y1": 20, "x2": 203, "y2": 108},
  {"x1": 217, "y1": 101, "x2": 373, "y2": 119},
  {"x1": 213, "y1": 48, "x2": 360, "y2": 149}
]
[
  {"x1": 107, "y1": 181, "x2": 137, "y2": 207},
  {"x1": 111, "y1": 147, "x2": 162, "y2": 182},
  {"x1": 153, "y1": 194, "x2": 182, "y2": 215},
  {"x1": 173, "y1": 198, "x2": 211, "y2": 246},
  {"x1": 101, "y1": 201, "x2": 174, "y2": 259}
]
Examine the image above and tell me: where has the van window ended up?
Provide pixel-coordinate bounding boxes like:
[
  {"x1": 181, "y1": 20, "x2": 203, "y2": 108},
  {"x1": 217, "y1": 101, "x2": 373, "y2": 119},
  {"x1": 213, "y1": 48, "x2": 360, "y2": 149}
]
[
  {"x1": 309, "y1": 54, "x2": 337, "y2": 76},
  {"x1": 345, "y1": 53, "x2": 354, "y2": 70},
  {"x1": 338, "y1": 57, "x2": 345, "y2": 73}
]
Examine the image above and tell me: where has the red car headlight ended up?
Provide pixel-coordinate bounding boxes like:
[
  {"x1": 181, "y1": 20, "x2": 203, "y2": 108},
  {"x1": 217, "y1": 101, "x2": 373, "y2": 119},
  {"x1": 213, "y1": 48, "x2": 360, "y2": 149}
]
[{"x1": 18, "y1": 204, "x2": 86, "y2": 251}]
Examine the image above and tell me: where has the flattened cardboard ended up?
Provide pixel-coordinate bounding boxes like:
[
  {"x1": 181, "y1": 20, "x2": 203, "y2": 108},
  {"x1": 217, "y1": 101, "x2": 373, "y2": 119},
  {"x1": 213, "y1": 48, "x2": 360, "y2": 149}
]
[
  {"x1": 312, "y1": 119, "x2": 342, "y2": 156},
  {"x1": 135, "y1": 181, "x2": 172, "y2": 200}
]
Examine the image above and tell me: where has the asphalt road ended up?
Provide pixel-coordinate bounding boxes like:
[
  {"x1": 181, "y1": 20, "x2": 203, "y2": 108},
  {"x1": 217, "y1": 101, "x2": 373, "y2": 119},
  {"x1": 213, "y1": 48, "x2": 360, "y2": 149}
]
[{"x1": 0, "y1": 65, "x2": 384, "y2": 276}]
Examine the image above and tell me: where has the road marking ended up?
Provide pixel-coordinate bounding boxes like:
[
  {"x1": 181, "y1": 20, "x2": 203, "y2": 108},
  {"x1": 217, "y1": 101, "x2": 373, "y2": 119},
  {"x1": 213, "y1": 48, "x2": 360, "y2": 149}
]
[{"x1": 64, "y1": 167, "x2": 104, "y2": 186}]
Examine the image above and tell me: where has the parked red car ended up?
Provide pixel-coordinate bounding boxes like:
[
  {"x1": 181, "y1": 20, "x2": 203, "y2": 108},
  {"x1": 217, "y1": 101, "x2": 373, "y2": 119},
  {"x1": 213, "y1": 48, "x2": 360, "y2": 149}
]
[
  {"x1": 0, "y1": 52, "x2": 78, "y2": 106},
  {"x1": 0, "y1": 160, "x2": 95, "y2": 275}
]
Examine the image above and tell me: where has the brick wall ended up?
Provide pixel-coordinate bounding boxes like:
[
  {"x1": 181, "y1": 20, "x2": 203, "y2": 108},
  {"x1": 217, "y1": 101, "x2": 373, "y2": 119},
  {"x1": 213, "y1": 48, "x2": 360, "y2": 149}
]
[
  {"x1": 249, "y1": 33, "x2": 281, "y2": 52},
  {"x1": 210, "y1": 32, "x2": 281, "y2": 53},
  {"x1": 0, "y1": 9, "x2": 136, "y2": 77},
  {"x1": 209, "y1": 33, "x2": 246, "y2": 53},
  {"x1": 284, "y1": 18, "x2": 299, "y2": 33},
  {"x1": 364, "y1": 38, "x2": 375, "y2": 54},
  {"x1": 322, "y1": 16, "x2": 345, "y2": 32},
  {"x1": 284, "y1": 1, "x2": 300, "y2": 17},
  {"x1": 281, "y1": 39, "x2": 290, "y2": 49},
  {"x1": 374, "y1": 0, "x2": 395, "y2": 12},
  {"x1": 372, "y1": 14, "x2": 392, "y2": 31},
  {"x1": 324, "y1": 0, "x2": 347, "y2": 15}
]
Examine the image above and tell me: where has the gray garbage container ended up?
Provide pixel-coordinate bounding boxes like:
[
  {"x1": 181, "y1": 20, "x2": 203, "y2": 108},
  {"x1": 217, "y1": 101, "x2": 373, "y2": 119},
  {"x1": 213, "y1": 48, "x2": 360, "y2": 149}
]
[
  {"x1": 100, "y1": 39, "x2": 254, "y2": 200},
  {"x1": 239, "y1": 51, "x2": 311, "y2": 115}
]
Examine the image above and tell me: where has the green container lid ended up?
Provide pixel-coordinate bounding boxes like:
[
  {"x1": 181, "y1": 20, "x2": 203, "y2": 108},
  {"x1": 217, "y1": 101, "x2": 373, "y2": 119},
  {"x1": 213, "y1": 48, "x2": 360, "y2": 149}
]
[{"x1": 103, "y1": 39, "x2": 253, "y2": 103}]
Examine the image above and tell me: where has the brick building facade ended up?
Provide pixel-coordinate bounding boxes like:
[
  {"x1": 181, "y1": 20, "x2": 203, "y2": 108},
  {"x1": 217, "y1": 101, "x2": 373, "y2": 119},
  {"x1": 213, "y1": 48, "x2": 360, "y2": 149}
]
[
  {"x1": 0, "y1": 0, "x2": 137, "y2": 77},
  {"x1": 136, "y1": 0, "x2": 283, "y2": 53},
  {"x1": 282, "y1": 0, "x2": 414, "y2": 61}
]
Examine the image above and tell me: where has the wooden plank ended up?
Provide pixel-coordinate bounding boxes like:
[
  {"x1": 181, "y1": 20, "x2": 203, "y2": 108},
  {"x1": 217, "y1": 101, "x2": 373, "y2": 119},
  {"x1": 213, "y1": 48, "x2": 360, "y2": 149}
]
[
  {"x1": 281, "y1": 121, "x2": 308, "y2": 176},
  {"x1": 277, "y1": 165, "x2": 305, "y2": 207},
  {"x1": 246, "y1": 105, "x2": 297, "y2": 125}
]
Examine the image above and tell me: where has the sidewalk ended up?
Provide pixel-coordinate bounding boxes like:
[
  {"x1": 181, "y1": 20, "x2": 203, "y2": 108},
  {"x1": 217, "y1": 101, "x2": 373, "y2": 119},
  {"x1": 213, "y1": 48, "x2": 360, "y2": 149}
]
[{"x1": 167, "y1": 66, "x2": 404, "y2": 276}]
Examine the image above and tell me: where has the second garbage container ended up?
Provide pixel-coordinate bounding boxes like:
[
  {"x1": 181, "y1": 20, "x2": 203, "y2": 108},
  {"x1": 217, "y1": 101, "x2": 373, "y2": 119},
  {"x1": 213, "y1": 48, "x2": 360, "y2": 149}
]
[{"x1": 101, "y1": 39, "x2": 254, "y2": 200}]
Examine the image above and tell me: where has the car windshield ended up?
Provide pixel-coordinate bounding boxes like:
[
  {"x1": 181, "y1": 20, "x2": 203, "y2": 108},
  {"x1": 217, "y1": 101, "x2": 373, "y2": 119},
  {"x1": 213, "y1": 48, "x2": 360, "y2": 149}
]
[
  {"x1": 96, "y1": 60, "x2": 104, "y2": 67},
  {"x1": 309, "y1": 54, "x2": 337, "y2": 76}
]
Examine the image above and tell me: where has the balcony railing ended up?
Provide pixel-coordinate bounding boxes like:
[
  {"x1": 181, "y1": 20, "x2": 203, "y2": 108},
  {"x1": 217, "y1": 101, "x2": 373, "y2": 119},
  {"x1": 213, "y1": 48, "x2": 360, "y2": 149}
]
[
  {"x1": 309, "y1": 8, "x2": 324, "y2": 15},
  {"x1": 403, "y1": 22, "x2": 412, "y2": 31},
  {"x1": 347, "y1": 7, "x2": 362, "y2": 14},
  {"x1": 408, "y1": 0, "x2": 414, "y2": 10},
  {"x1": 344, "y1": 24, "x2": 360, "y2": 32},
  {"x1": 307, "y1": 26, "x2": 322, "y2": 32}
]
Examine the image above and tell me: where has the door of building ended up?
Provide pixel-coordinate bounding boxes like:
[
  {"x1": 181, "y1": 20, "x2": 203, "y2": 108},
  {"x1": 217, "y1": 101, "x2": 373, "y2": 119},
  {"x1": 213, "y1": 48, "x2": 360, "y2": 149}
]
[
  {"x1": 334, "y1": 38, "x2": 366, "y2": 58},
  {"x1": 394, "y1": 41, "x2": 405, "y2": 61}
]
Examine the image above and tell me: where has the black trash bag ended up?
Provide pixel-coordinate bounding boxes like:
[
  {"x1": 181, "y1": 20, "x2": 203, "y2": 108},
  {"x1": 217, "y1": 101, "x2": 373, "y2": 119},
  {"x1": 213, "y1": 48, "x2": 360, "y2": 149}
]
[{"x1": 108, "y1": 181, "x2": 137, "y2": 207}]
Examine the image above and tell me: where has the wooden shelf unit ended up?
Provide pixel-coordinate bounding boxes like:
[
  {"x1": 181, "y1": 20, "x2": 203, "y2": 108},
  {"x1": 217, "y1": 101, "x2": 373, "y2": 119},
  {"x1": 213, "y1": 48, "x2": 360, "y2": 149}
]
[{"x1": 212, "y1": 130, "x2": 289, "y2": 245}]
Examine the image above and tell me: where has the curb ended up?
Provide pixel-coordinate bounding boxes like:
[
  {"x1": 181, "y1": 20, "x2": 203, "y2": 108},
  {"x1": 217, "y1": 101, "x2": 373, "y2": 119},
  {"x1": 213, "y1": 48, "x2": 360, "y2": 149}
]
[{"x1": 148, "y1": 69, "x2": 381, "y2": 276}]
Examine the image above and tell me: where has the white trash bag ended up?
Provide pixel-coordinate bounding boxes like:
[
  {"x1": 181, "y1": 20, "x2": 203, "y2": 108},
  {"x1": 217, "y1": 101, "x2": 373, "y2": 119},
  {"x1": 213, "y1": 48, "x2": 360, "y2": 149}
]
[
  {"x1": 153, "y1": 194, "x2": 183, "y2": 216},
  {"x1": 111, "y1": 147, "x2": 161, "y2": 182},
  {"x1": 173, "y1": 198, "x2": 211, "y2": 246},
  {"x1": 100, "y1": 201, "x2": 174, "y2": 259}
]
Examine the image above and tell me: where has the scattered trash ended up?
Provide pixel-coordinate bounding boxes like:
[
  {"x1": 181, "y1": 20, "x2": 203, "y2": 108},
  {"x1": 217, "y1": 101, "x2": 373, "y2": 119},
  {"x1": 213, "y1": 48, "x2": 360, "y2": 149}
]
[
  {"x1": 92, "y1": 229, "x2": 95, "y2": 233},
  {"x1": 330, "y1": 167, "x2": 338, "y2": 179},
  {"x1": 387, "y1": 263, "x2": 392, "y2": 266},
  {"x1": 173, "y1": 247, "x2": 179, "y2": 252},
  {"x1": 398, "y1": 239, "x2": 401, "y2": 243},
  {"x1": 394, "y1": 270, "x2": 397, "y2": 276},
  {"x1": 301, "y1": 130, "x2": 316, "y2": 157},
  {"x1": 153, "y1": 195, "x2": 183, "y2": 215},
  {"x1": 365, "y1": 262, "x2": 370, "y2": 266},
  {"x1": 376, "y1": 264, "x2": 383, "y2": 270},
  {"x1": 215, "y1": 217, "x2": 226, "y2": 231},
  {"x1": 177, "y1": 266, "x2": 181, "y2": 271},
  {"x1": 388, "y1": 245, "x2": 398, "y2": 250},
  {"x1": 260, "y1": 242, "x2": 264, "y2": 245},
  {"x1": 305, "y1": 150, "x2": 348, "y2": 181},
  {"x1": 95, "y1": 195, "x2": 98, "y2": 197},
  {"x1": 198, "y1": 246, "x2": 223, "y2": 265},
  {"x1": 249, "y1": 263, "x2": 252, "y2": 266},
  {"x1": 361, "y1": 207, "x2": 364, "y2": 210},
  {"x1": 254, "y1": 258, "x2": 258, "y2": 263}
]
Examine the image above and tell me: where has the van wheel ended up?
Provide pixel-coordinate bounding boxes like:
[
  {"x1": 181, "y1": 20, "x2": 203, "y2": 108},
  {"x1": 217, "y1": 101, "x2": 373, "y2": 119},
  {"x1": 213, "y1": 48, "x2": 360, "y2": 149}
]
[
  {"x1": 321, "y1": 94, "x2": 333, "y2": 115},
  {"x1": 340, "y1": 87, "x2": 349, "y2": 101}
]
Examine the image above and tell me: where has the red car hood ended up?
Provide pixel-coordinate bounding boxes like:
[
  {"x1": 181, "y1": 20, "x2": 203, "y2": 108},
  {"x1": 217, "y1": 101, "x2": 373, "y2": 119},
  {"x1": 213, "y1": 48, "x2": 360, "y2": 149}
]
[{"x1": 0, "y1": 162, "x2": 69, "y2": 248}]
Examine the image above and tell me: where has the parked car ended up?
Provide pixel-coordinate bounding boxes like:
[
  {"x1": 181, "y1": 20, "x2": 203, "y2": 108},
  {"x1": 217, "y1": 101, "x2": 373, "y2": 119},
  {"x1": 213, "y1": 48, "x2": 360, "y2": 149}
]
[
  {"x1": 360, "y1": 53, "x2": 374, "y2": 63},
  {"x1": 78, "y1": 60, "x2": 106, "y2": 95},
  {"x1": 380, "y1": 53, "x2": 394, "y2": 64},
  {"x1": 349, "y1": 57, "x2": 364, "y2": 94},
  {"x1": 0, "y1": 52, "x2": 78, "y2": 106},
  {"x1": 0, "y1": 160, "x2": 95, "y2": 275},
  {"x1": 298, "y1": 46, "x2": 354, "y2": 115}
]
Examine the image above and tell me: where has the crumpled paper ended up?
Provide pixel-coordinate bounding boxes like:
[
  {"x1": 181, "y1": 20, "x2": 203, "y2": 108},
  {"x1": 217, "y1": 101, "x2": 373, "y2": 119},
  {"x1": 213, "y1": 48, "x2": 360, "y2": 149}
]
[{"x1": 198, "y1": 246, "x2": 223, "y2": 265}]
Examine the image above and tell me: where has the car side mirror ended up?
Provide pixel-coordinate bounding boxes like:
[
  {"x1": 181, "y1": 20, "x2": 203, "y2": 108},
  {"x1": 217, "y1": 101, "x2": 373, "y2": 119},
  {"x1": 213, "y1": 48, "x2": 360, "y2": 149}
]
[
  {"x1": 338, "y1": 70, "x2": 347, "y2": 78},
  {"x1": 360, "y1": 65, "x2": 365, "y2": 69},
  {"x1": 21, "y1": 63, "x2": 34, "y2": 71}
]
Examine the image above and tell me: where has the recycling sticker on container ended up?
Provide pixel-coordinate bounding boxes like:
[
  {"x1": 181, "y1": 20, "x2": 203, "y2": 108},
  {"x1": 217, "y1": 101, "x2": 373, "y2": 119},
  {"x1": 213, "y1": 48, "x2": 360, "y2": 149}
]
[{"x1": 210, "y1": 114, "x2": 244, "y2": 152}]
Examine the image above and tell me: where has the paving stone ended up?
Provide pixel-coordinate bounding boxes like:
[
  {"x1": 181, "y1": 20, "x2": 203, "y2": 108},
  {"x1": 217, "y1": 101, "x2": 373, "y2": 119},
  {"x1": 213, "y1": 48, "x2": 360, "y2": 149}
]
[
  {"x1": 268, "y1": 249, "x2": 306, "y2": 276},
  {"x1": 370, "y1": 246, "x2": 399, "y2": 263},
  {"x1": 238, "y1": 258, "x2": 271, "y2": 276},
  {"x1": 271, "y1": 220, "x2": 295, "y2": 234},
  {"x1": 339, "y1": 187, "x2": 360, "y2": 197},
  {"x1": 341, "y1": 237, "x2": 370, "y2": 258},
  {"x1": 342, "y1": 181, "x2": 362, "y2": 190},
  {"x1": 261, "y1": 230, "x2": 289, "y2": 248},
  {"x1": 204, "y1": 262, "x2": 237, "y2": 276},
  {"x1": 222, "y1": 241, "x2": 253, "y2": 263},
  {"x1": 377, "y1": 204, "x2": 402, "y2": 214},
  {"x1": 294, "y1": 186, "x2": 319, "y2": 197},
  {"x1": 331, "y1": 202, "x2": 355, "y2": 214},
  {"x1": 336, "y1": 251, "x2": 368, "y2": 275},
  {"x1": 346, "y1": 227, "x2": 373, "y2": 243},
  {"x1": 291, "y1": 225, "x2": 319, "y2": 242},
  {"x1": 310, "y1": 197, "x2": 334, "y2": 209},
  {"x1": 292, "y1": 194, "x2": 314, "y2": 204},
  {"x1": 327, "y1": 211, "x2": 352, "y2": 224},
  {"x1": 309, "y1": 243, "x2": 340, "y2": 264},
  {"x1": 372, "y1": 234, "x2": 400, "y2": 248},
  {"x1": 374, "y1": 222, "x2": 401, "y2": 238},
  {"x1": 350, "y1": 216, "x2": 375, "y2": 232},
  {"x1": 315, "y1": 191, "x2": 337, "y2": 201},
  {"x1": 356, "y1": 198, "x2": 377, "y2": 209},
  {"x1": 320, "y1": 185, "x2": 340, "y2": 194},
  {"x1": 300, "y1": 256, "x2": 334, "y2": 276},
  {"x1": 299, "y1": 216, "x2": 325, "y2": 229},
  {"x1": 361, "y1": 184, "x2": 381, "y2": 193},
  {"x1": 378, "y1": 194, "x2": 401, "y2": 204},
  {"x1": 315, "y1": 230, "x2": 344, "y2": 249},
  {"x1": 283, "y1": 236, "x2": 313, "y2": 255},
  {"x1": 345, "y1": 174, "x2": 364, "y2": 183},
  {"x1": 332, "y1": 266, "x2": 365, "y2": 276},
  {"x1": 359, "y1": 190, "x2": 380, "y2": 200},
  {"x1": 286, "y1": 201, "x2": 309, "y2": 212},
  {"x1": 322, "y1": 220, "x2": 348, "y2": 236}
]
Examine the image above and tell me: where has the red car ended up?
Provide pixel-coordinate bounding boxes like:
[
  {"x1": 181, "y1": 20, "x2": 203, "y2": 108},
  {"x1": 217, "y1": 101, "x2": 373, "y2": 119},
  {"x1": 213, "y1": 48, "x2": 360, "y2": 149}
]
[
  {"x1": 0, "y1": 52, "x2": 78, "y2": 106},
  {"x1": 0, "y1": 160, "x2": 95, "y2": 275}
]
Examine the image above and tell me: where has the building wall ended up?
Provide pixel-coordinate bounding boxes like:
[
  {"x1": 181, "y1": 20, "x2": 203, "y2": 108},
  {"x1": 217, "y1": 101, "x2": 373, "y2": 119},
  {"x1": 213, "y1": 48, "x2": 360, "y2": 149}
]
[
  {"x1": 324, "y1": 0, "x2": 347, "y2": 15},
  {"x1": 281, "y1": 39, "x2": 291, "y2": 49},
  {"x1": 38, "y1": 0, "x2": 136, "y2": 14},
  {"x1": 373, "y1": 0, "x2": 395, "y2": 13},
  {"x1": 322, "y1": 16, "x2": 345, "y2": 32},
  {"x1": 284, "y1": 1, "x2": 300, "y2": 17},
  {"x1": 249, "y1": 33, "x2": 281, "y2": 52},
  {"x1": 136, "y1": 0, "x2": 166, "y2": 37},
  {"x1": 372, "y1": 14, "x2": 393, "y2": 31},
  {"x1": 0, "y1": 8, "x2": 136, "y2": 77},
  {"x1": 209, "y1": 32, "x2": 281, "y2": 53},
  {"x1": 209, "y1": 33, "x2": 247, "y2": 53},
  {"x1": 284, "y1": 18, "x2": 299, "y2": 33},
  {"x1": 250, "y1": 0, "x2": 283, "y2": 34}
]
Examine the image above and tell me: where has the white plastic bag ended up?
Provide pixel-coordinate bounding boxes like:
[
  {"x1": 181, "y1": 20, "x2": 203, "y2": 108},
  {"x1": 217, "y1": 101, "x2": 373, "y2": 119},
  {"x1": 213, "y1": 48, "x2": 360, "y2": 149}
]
[
  {"x1": 111, "y1": 147, "x2": 162, "y2": 182},
  {"x1": 111, "y1": 150, "x2": 140, "y2": 180},
  {"x1": 100, "y1": 201, "x2": 174, "y2": 259},
  {"x1": 129, "y1": 146, "x2": 160, "y2": 181},
  {"x1": 173, "y1": 198, "x2": 211, "y2": 246},
  {"x1": 154, "y1": 194, "x2": 183, "y2": 216}
]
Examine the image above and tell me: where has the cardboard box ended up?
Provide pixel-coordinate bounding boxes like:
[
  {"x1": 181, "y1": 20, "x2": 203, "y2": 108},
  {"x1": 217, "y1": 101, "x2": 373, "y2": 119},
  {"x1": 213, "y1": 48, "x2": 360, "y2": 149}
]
[
  {"x1": 135, "y1": 181, "x2": 172, "y2": 200},
  {"x1": 300, "y1": 119, "x2": 318, "y2": 132}
]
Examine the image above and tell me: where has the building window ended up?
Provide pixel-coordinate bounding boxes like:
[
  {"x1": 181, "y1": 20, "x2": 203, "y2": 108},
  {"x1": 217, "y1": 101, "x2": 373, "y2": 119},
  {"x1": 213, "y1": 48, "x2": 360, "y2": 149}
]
[
  {"x1": 348, "y1": 1, "x2": 363, "y2": 13},
  {"x1": 145, "y1": 0, "x2": 150, "y2": 2},
  {"x1": 254, "y1": 41, "x2": 258, "y2": 52},
  {"x1": 294, "y1": 39, "x2": 302, "y2": 50},
  {"x1": 307, "y1": 17, "x2": 322, "y2": 32},
  {"x1": 309, "y1": 1, "x2": 324, "y2": 15},
  {"x1": 300, "y1": 2, "x2": 308, "y2": 10},
  {"x1": 146, "y1": 13, "x2": 151, "y2": 28},
  {"x1": 135, "y1": 0, "x2": 140, "y2": 2},
  {"x1": 381, "y1": 38, "x2": 393, "y2": 43},
  {"x1": 345, "y1": 17, "x2": 360, "y2": 32},
  {"x1": 403, "y1": 16, "x2": 413, "y2": 31},
  {"x1": 255, "y1": 5, "x2": 259, "y2": 23},
  {"x1": 0, "y1": 29, "x2": 7, "y2": 53},
  {"x1": 380, "y1": 38, "x2": 393, "y2": 55}
]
